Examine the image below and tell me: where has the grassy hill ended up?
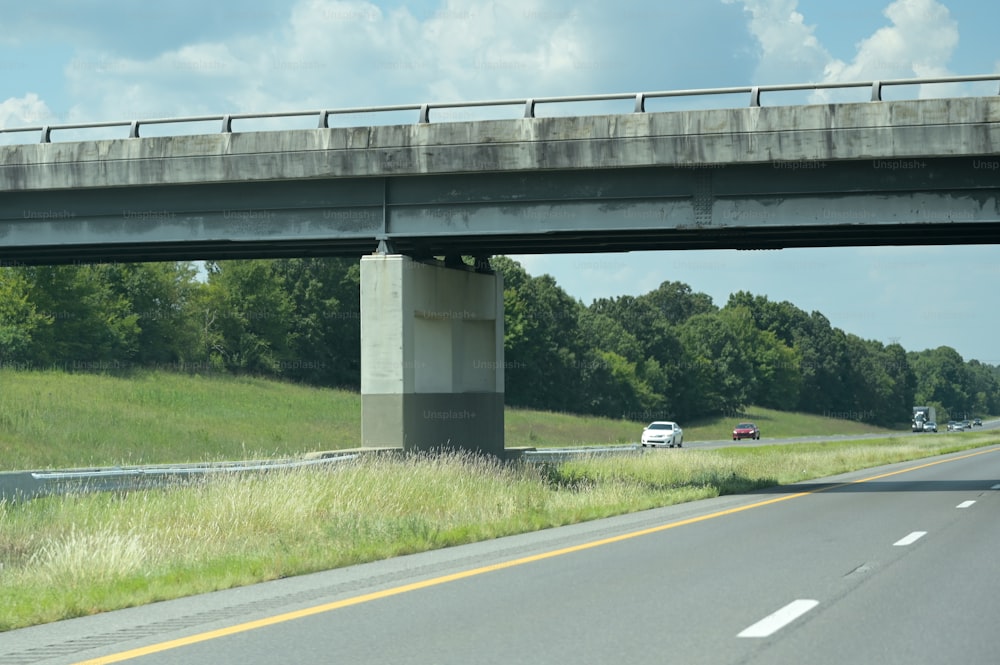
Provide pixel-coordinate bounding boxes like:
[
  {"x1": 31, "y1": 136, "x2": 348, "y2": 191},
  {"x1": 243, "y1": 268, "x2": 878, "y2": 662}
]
[
  {"x1": 1, "y1": 368, "x2": 993, "y2": 632},
  {"x1": 0, "y1": 369, "x2": 899, "y2": 471}
]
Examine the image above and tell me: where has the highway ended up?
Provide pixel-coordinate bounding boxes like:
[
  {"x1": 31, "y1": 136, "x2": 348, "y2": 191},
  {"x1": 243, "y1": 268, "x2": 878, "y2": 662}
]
[
  {"x1": 4, "y1": 445, "x2": 999, "y2": 665},
  {"x1": 682, "y1": 418, "x2": 1000, "y2": 450}
]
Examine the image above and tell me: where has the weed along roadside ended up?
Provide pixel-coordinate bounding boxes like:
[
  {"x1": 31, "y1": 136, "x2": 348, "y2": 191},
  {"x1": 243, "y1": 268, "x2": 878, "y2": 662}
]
[{"x1": 2, "y1": 433, "x2": 998, "y2": 631}]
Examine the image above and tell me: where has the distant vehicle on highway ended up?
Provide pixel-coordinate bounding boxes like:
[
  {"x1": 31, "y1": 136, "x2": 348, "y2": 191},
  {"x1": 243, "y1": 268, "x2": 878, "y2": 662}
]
[
  {"x1": 912, "y1": 405, "x2": 936, "y2": 432},
  {"x1": 732, "y1": 422, "x2": 761, "y2": 441},
  {"x1": 640, "y1": 421, "x2": 684, "y2": 448},
  {"x1": 947, "y1": 421, "x2": 965, "y2": 432},
  {"x1": 922, "y1": 421, "x2": 938, "y2": 432},
  {"x1": 973, "y1": 418, "x2": 983, "y2": 426}
]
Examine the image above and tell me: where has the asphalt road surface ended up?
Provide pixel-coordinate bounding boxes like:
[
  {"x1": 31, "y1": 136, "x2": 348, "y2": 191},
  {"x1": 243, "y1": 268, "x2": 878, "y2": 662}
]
[
  {"x1": 5, "y1": 445, "x2": 1000, "y2": 665},
  {"x1": 683, "y1": 417, "x2": 1000, "y2": 450}
]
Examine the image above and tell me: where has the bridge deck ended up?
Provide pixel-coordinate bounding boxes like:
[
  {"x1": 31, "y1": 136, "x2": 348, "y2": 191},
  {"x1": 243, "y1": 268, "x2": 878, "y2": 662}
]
[{"x1": 1, "y1": 92, "x2": 999, "y2": 263}]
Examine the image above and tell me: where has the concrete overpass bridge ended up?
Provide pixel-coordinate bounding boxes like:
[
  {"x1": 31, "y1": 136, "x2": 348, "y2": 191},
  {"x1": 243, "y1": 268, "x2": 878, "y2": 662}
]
[{"x1": 2, "y1": 74, "x2": 999, "y2": 455}]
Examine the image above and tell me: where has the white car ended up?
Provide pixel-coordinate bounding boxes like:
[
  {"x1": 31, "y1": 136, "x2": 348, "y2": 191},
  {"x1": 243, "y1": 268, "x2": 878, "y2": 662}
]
[{"x1": 641, "y1": 421, "x2": 684, "y2": 448}]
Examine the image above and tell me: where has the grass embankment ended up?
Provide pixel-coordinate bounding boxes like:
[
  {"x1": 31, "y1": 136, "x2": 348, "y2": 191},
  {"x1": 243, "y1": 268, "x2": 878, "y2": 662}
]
[
  {"x1": 0, "y1": 370, "x2": 359, "y2": 469},
  {"x1": 504, "y1": 404, "x2": 896, "y2": 446},
  {"x1": 0, "y1": 368, "x2": 898, "y2": 470},
  {"x1": 0, "y1": 369, "x2": 991, "y2": 631}
]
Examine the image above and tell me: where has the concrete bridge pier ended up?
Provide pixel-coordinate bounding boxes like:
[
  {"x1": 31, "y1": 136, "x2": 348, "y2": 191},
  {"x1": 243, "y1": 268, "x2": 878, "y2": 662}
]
[{"x1": 360, "y1": 253, "x2": 505, "y2": 456}]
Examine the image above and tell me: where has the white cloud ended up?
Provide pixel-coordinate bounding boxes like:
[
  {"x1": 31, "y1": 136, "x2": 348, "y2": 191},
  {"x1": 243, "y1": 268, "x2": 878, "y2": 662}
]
[
  {"x1": 722, "y1": 0, "x2": 832, "y2": 85},
  {"x1": 725, "y1": 0, "x2": 965, "y2": 103},
  {"x1": 822, "y1": 0, "x2": 959, "y2": 85},
  {"x1": 0, "y1": 93, "x2": 55, "y2": 129},
  {"x1": 57, "y1": 0, "x2": 600, "y2": 125},
  {"x1": 414, "y1": 0, "x2": 594, "y2": 101},
  {"x1": 48, "y1": 0, "x2": 754, "y2": 127}
]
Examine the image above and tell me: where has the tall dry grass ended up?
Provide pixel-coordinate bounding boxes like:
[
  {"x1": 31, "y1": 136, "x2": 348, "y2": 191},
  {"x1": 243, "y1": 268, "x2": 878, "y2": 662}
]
[{"x1": 1, "y1": 436, "x2": 997, "y2": 631}]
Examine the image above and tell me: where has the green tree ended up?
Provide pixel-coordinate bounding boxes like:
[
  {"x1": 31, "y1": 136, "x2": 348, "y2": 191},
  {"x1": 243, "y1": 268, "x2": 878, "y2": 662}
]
[
  {"x1": 719, "y1": 299, "x2": 802, "y2": 410},
  {"x1": 199, "y1": 260, "x2": 294, "y2": 375},
  {"x1": 790, "y1": 313, "x2": 851, "y2": 416},
  {"x1": 838, "y1": 335, "x2": 897, "y2": 425},
  {"x1": 0, "y1": 268, "x2": 51, "y2": 367},
  {"x1": 678, "y1": 312, "x2": 753, "y2": 416},
  {"x1": 22, "y1": 265, "x2": 139, "y2": 369},
  {"x1": 101, "y1": 262, "x2": 203, "y2": 366},
  {"x1": 493, "y1": 258, "x2": 585, "y2": 411},
  {"x1": 273, "y1": 257, "x2": 361, "y2": 388},
  {"x1": 910, "y1": 346, "x2": 974, "y2": 420},
  {"x1": 966, "y1": 360, "x2": 1000, "y2": 416},
  {"x1": 639, "y1": 280, "x2": 716, "y2": 326},
  {"x1": 576, "y1": 308, "x2": 667, "y2": 419},
  {"x1": 579, "y1": 349, "x2": 664, "y2": 419},
  {"x1": 588, "y1": 292, "x2": 696, "y2": 418},
  {"x1": 878, "y1": 342, "x2": 917, "y2": 426}
]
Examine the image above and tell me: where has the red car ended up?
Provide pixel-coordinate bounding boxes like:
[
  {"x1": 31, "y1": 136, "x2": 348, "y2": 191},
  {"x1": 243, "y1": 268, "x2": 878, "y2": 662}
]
[{"x1": 732, "y1": 422, "x2": 760, "y2": 441}]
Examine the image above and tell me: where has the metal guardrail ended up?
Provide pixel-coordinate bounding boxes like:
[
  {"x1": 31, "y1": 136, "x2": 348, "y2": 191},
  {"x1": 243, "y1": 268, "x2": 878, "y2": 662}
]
[
  {"x1": 520, "y1": 444, "x2": 642, "y2": 463},
  {"x1": 2, "y1": 74, "x2": 998, "y2": 145},
  {"x1": 0, "y1": 455, "x2": 359, "y2": 503},
  {"x1": 7, "y1": 431, "x2": 994, "y2": 502},
  {"x1": 0, "y1": 446, "x2": 648, "y2": 502}
]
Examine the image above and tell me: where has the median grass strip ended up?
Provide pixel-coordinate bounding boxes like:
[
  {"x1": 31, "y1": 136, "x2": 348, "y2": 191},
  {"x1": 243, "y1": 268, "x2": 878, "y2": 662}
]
[
  {"x1": 2, "y1": 435, "x2": 997, "y2": 631},
  {"x1": 0, "y1": 369, "x2": 900, "y2": 471}
]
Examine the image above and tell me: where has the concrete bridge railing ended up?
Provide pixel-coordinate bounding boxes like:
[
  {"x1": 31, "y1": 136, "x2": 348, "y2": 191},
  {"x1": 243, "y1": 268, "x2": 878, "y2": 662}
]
[{"x1": 2, "y1": 74, "x2": 998, "y2": 145}]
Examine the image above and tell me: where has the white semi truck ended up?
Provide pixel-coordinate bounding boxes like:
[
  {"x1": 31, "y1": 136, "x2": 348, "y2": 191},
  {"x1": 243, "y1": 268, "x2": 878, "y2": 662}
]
[{"x1": 912, "y1": 406, "x2": 937, "y2": 432}]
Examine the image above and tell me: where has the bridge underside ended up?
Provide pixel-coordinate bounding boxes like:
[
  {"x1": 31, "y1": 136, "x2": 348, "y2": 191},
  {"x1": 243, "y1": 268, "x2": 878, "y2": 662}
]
[
  {"x1": 2, "y1": 157, "x2": 998, "y2": 264},
  {"x1": 5, "y1": 223, "x2": 1000, "y2": 265}
]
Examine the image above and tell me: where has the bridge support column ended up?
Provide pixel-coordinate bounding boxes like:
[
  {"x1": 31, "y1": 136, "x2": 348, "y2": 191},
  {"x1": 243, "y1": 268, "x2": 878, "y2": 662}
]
[{"x1": 360, "y1": 254, "x2": 505, "y2": 456}]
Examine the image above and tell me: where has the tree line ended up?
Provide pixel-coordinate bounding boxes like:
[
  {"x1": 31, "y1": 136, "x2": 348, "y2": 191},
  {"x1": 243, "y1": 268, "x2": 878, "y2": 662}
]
[{"x1": 1, "y1": 257, "x2": 997, "y2": 427}]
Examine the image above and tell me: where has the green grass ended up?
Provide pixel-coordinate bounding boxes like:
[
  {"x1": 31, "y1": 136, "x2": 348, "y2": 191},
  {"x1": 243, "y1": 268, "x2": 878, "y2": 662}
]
[
  {"x1": 1, "y1": 368, "x2": 991, "y2": 632},
  {"x1": 1, "y1": 368, "x2": 900, "y2": 470},
  {"x1": 0, "y1": 369, "x2": 360, "y2": 469},
  {"x1": 2, "y1": 435, "x2": 997, "y2": 631},
  {"x1": 681, "y1": 405, "x2": 898, "y2": 441}
]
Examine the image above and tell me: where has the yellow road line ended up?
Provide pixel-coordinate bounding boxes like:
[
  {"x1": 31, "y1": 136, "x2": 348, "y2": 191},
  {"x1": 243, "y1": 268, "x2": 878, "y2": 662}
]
[{"x1": 75, "y1": 446, "x2": 999, "y2": 664}]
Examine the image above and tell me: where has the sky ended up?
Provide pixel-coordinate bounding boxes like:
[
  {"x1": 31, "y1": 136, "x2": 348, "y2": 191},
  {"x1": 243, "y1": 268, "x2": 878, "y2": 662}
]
[{"x1": 2, "y1": 0, "x2": 999, "y2": 363}]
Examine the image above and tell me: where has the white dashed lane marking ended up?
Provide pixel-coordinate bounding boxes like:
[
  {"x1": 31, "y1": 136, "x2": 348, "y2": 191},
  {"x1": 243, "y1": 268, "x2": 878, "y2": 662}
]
[
  {"x1": 738, "y1": 600, "x2": 820, "y2": 638},
  {"x1": 957, "y1": 500, "x2": 976, "y2": 508},
  {"x1": 893, "y1": 531, "x2": 927, "y2": 546}
]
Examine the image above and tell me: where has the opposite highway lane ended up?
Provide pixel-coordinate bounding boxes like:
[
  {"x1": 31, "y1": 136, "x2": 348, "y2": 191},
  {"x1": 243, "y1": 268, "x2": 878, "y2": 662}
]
[{"x1": 4, "y1": 445, "x2": 999, "y2": 665}]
